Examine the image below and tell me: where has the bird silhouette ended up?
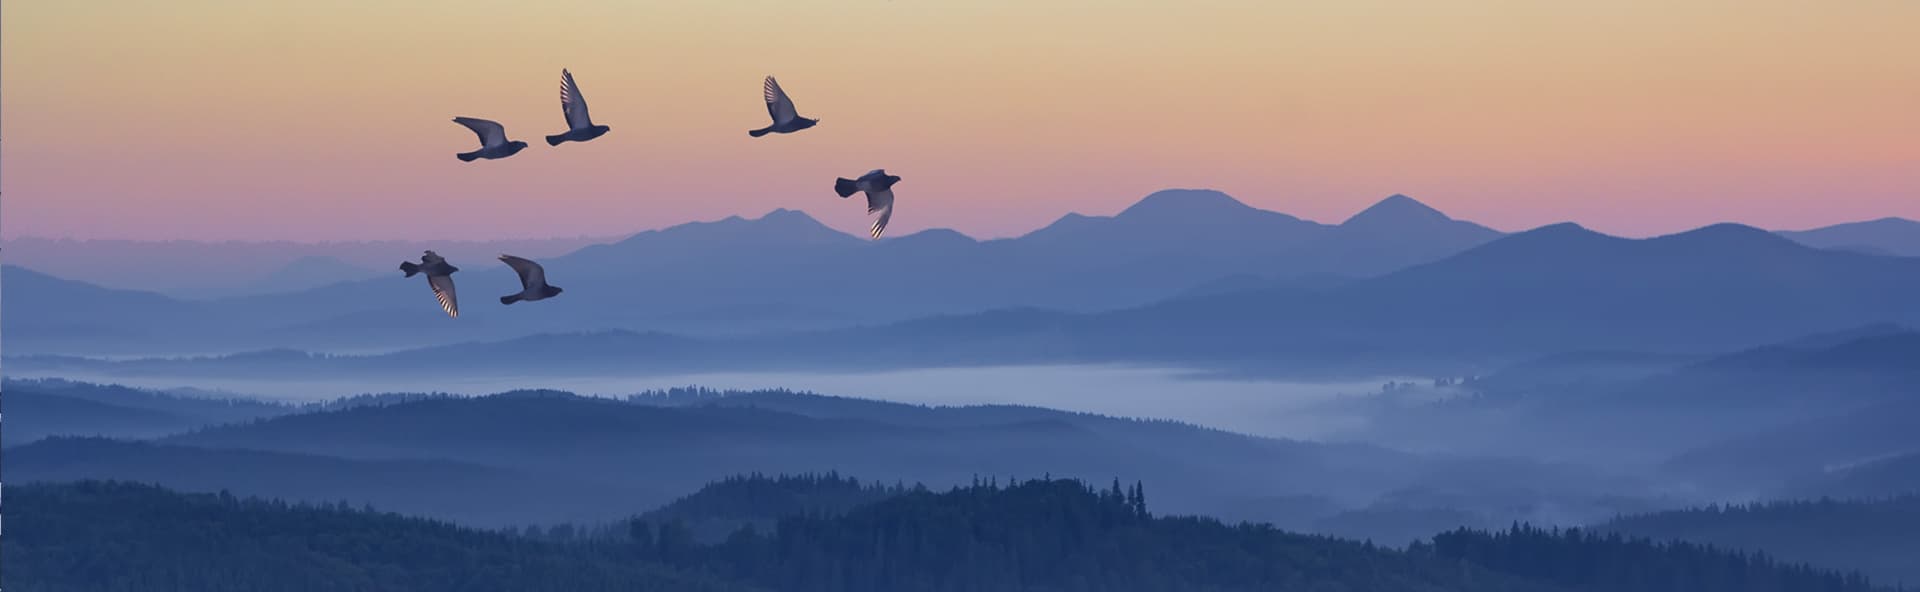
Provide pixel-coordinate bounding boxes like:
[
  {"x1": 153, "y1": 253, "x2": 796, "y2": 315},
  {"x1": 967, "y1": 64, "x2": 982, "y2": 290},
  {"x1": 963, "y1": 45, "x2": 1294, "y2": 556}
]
[
  {"x1": 833, "y1": 169, "x2": 902, "y2": 239},
  {"x1": 452, "y1": 117, "x2": 529, "y2": 162},
  {"x1": 399, "y1": 250, "x2": 460, "y2": 318},
  {"x1": 498, "y1": 254, "x2": 563, "y2": 305},
  {"x1": 546, "y1": 69, "x2": 611, "y2": 146},
  {"x1": 748, "y1": 76, "x2": 818, "y2": 137}
]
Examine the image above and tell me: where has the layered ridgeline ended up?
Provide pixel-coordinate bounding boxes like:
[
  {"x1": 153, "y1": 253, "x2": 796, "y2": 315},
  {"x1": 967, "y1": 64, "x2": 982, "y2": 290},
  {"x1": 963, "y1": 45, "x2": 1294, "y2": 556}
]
[
  {"x1": 6, "y1": 386, "x2": 1424, "y2": 527},
  {"x1": 2, "y1": 191, "x2": 1503, "y2": 356},
  {"x1": 0, "y1": 379, "x2": 293, "y2": 446},
  {"x1": 1353, "y1": 326, "x2": 1920, "y2": 480},
  {"x1": 2, "y1": 479, "x2": 1889, "y2": 592},
  {"x1": 8, "y1": 384, "x2": 1646, "y2": 536},
  {"x1": 20, "y1": 214, "x2": 1920, "y2": 376},
  {"x1": 1776, "y1": 217, "x2": 1920, "y2": 257},
  {"x1": 0, "y1": 235, "x2": 610, "y2": 299}
]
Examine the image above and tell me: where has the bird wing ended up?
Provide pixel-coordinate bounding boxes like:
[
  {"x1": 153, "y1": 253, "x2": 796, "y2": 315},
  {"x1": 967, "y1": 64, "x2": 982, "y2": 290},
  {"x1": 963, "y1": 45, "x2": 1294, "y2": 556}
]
[
  {"x1": 498, "y1": 254, "x2": 545, "y2": 290},
  {"x1": 763, "y1": 76, "x2": 799, "y2": 124},
  {"x1": 866, "y1": 189, "x2": 895, "y2": 239},
  {"x1": 561, "y1": 69, "x2": 594, "y2": 130},
  {"x1": 428, "y1": 273, "x2": 460, "y2": 318},
  {"x1": 453, "y1": 117, "x2": 508, "y2": 148}
]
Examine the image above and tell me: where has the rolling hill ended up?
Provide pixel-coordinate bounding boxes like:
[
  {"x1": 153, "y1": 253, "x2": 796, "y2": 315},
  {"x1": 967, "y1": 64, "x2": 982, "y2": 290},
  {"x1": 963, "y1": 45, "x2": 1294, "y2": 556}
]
[{"x1": 153, "y1": 389, "x2": 1427, "y2": 517}]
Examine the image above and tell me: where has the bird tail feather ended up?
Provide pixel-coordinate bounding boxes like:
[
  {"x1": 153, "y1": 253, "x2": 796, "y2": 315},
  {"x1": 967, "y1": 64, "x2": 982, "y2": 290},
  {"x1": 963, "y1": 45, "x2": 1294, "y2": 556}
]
[
  {"x1": 834, "y1": 178, "x2": 859, "y2": 198},
  {"x1": 545, "y1": 134, "x2": 567, "y2": 146},
  {"x1": 399, "y1": 262, "x2": 422, "y2": 277},
  {"x1": 456, "y1": 151, "x2": 480, "y2": 162},
  {"x1": 748, "y1": 127, "x2": 772, "y2": 138},
  {"x1": 500, "y1": 294, "x2": 521, "y2": 305}
]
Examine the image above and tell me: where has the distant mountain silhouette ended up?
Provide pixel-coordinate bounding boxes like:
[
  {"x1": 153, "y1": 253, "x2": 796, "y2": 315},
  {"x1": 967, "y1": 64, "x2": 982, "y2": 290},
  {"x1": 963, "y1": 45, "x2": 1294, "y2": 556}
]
[
  {"x1": 243, "y1": 255, "x2": 382, "y2": 296},
  {"x1": 29, "y1": 220, "x2": 1920, "y2": 377},
  {"x1": 1019, "y1": 188, "x2": 1332, "y2": 253},
  {"x1": 0, "y1": 266, "x2": 228, "y2": 354},
  {"x1": 1296, "y1": 194, "x2": 1504, "y2": 275},
  {"x1": 1079, "y1": 222, "x2": 1920, "y2": 361},
  {"x1": 0, "y1": 235, "x2": 610, "y2": 299},
  {"x1": 1778, "y1": 217, "x2": 1920, "y2": 257},
  {"x1": 5, "y1": 191, "x2": 1511, "y2": 356}
]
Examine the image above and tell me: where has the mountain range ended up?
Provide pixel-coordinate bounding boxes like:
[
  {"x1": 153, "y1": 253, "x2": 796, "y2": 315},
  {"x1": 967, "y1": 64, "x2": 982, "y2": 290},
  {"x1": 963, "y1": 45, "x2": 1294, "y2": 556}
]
[
  {"x1": 0, "y1": 235, "x2": 614, "y2": 299},
  {"x1": 8, "y1": 190, "x2": 1918, "y2": 365},
  {"x1": 5, "y1": 191, "x2": 1517, "y2": 355},
  {"x1": 25, "y1": 214, "x2": 1920, "y2": 380}
]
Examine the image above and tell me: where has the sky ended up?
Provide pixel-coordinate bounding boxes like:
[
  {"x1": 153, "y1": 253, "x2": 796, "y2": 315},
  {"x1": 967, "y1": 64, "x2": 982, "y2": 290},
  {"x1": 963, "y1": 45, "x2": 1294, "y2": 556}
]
[{"x1": 3, "y1": 1, "x2": 1916, "y2": 242}]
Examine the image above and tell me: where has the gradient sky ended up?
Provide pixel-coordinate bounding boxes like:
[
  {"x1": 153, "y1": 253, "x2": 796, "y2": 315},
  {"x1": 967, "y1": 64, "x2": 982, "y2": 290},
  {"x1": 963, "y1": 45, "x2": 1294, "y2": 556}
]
[{"x1": 3, "y1": 1, "x2": 1916, "y2": 241}]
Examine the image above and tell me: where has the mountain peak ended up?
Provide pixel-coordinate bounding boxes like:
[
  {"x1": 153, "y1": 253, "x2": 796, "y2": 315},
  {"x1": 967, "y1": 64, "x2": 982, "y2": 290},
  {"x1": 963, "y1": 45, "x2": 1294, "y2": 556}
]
[
  {"x1": 604, "y1": 208, "x2": 860, "y2": 251},
  {"x1": 1342, "y1": 194, "x2": 1451, "y2": 227},
  {"x1": 1658, "y1": 223, "x2": 1799, "y2": 247},
  {"x1": 887, "y1": 228, "x2": 978, "y2": 245},
  {"x1": 1116, "y1": 189, "x2": 1260, "y2": 219},
  {"x1": 757, "y1": 208, "x2": 818, "y2": 224}
]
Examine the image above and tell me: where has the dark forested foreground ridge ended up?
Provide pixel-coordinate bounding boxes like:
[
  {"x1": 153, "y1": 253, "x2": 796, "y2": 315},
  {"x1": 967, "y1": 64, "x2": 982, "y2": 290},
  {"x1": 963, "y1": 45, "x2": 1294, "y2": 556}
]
[
  {"x1": 635, "y1": 472, "x2": 912, "y2": 543},
  {"x1": 1428, "y1": 526, "x2": 1885, "y2": 592},
  {"x1": 0, "y1": 481, "x2": 757, "y2": 592},
  {"x1": 5, "y1": 480, "x2": 1897, "y2": 592}
]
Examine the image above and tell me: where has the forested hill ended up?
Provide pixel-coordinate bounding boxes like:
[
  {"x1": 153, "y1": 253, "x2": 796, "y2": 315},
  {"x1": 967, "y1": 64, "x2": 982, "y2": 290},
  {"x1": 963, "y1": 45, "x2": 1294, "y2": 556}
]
[
  {"x1": 638, "y1": 472, "x2": 910, "y2": 543},
  {"x1": 634, "y1": 478, "x2": 1886, "y2": 592},
  {"x1": 4, "y1": 479, "x2": 1895, "y2": 592},
  {"x1": 1599, "y1": 496, "x2": 1920, "y2": 587},
  {"x1": 0, "y1": 481, "x2": 758, "y2": 592},
  {"x1": 1429, "y1": 525, "x2": 1885, "y2": 592}
]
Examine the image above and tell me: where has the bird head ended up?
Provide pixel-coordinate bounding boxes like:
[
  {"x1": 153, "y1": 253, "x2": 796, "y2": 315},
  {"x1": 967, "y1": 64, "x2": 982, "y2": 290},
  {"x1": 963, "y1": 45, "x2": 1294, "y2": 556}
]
[
  {"x1": 507, "y1": 141, "x2": 530, "y2": 153},
  {"x1": 796, "y1": 118, "x2": 819, "y2": 130}
]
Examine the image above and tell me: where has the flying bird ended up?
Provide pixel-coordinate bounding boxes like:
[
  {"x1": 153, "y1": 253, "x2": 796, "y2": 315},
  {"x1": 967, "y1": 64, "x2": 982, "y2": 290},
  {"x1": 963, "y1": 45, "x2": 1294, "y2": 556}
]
[
  {"x1": 748, "y1": 75, "x2": 818, "y2": 137},
  {"x1": 452, "y1": 117, "x2": 529, "y2": 162},
  {"x1": 833, "y1": 169, "x2": 902, "y2": 239},
  {"x1": 546, "y1": 69, "x2": 611, "y2": 146},
  {"x1": 498, "y1": 254, "x2": 563, "y2": 305},
  {"x1": 399, "y1": 250, "x2": 460, "y2": 318}
]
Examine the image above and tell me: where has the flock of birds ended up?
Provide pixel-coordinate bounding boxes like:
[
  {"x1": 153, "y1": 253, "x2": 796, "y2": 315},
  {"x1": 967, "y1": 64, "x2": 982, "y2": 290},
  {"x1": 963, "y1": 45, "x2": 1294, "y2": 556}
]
[{"x1": 412, "y1": 69, "x2": 901, "y2": 319}]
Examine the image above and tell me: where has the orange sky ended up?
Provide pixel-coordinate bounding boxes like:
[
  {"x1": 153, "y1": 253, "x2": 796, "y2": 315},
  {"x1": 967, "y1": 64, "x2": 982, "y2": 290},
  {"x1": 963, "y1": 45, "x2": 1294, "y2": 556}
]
[{"x1": 3, "y1": 1, "x2": 1916, "y2": 241}]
